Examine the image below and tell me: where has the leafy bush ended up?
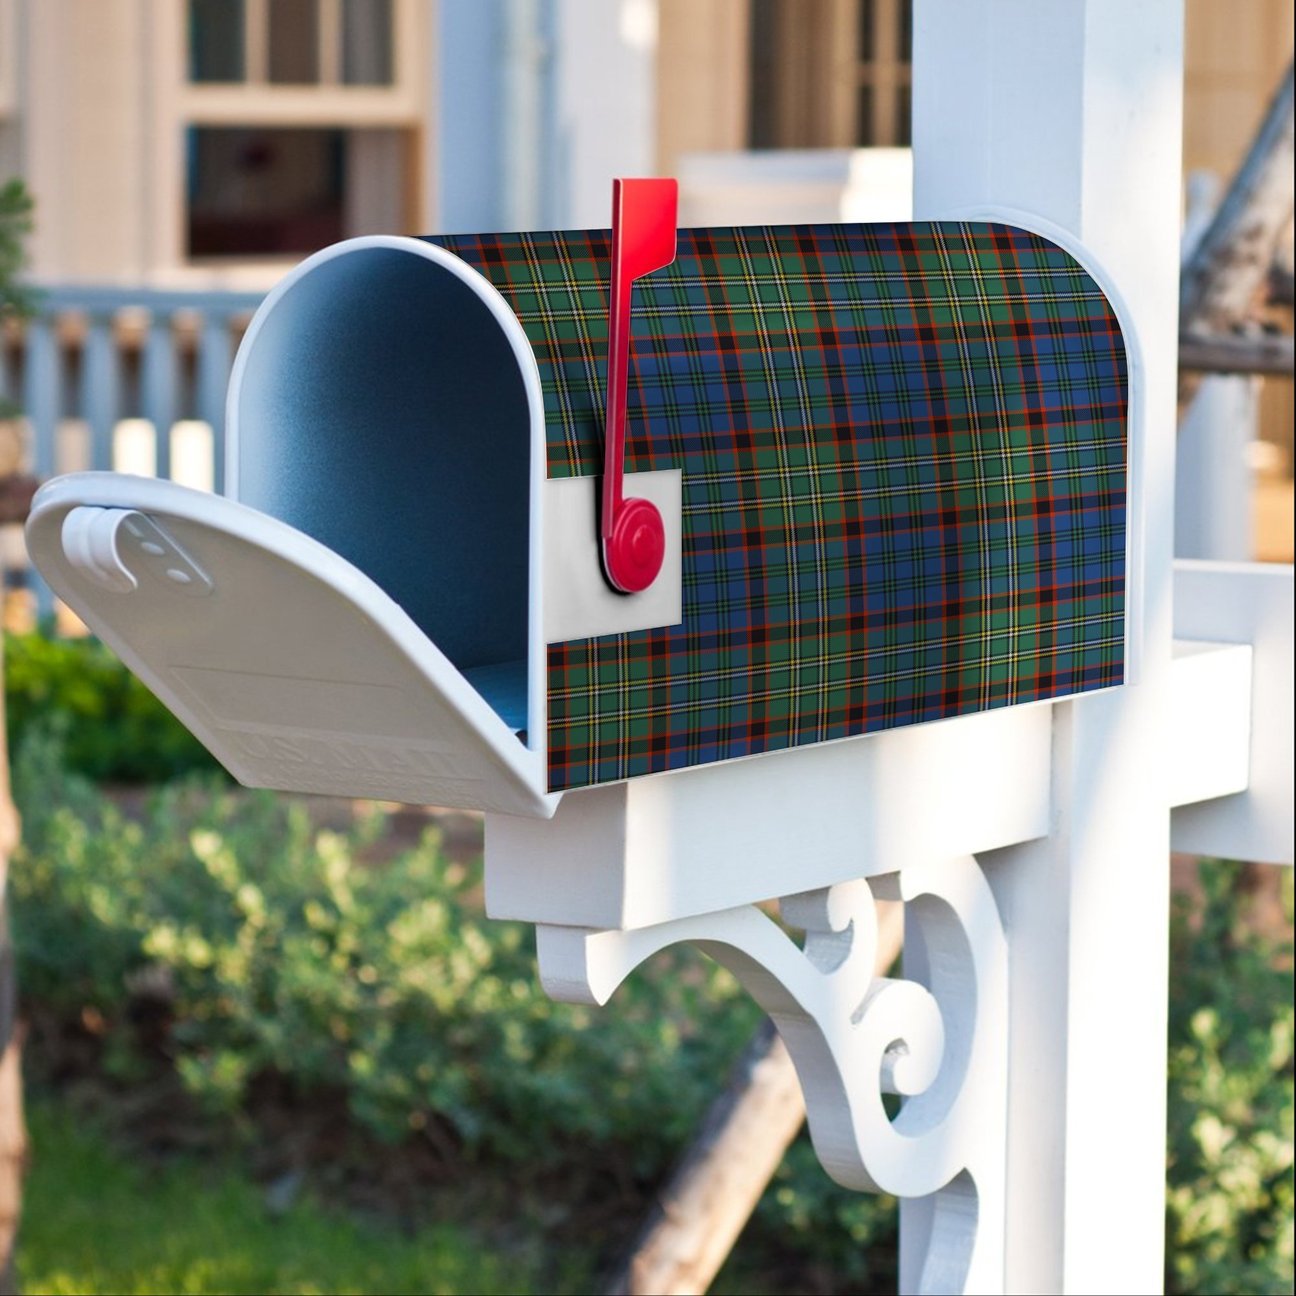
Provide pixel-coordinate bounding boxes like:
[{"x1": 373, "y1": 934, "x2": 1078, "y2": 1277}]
[
  {"x1": 1166, "y1": 861, "x2": 1294, "y2": 1296},
  {"x1": 11, "y1": 724, "x2": 900, "y2": 1289},
  {"x1": 726, "y1": 1137, "x2": 897, "y2": 1294},
  {"x1": 11, "y1": 726, "x2": 758, "y2": 1171},
  {"x1": 4, "y1": 631, "x2": 221, "y2": 783},
  {"x1": 9, "y1": 724, "x2": 1292, "y2": 1293},
  {"x1": 0, "y1": 178, "x2": 35, "y2": 422}
]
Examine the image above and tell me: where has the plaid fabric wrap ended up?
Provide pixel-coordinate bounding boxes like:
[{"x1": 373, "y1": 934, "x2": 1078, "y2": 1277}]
[{"x1": 429, "y1": 222, "x2": 1128, "y2": 793}]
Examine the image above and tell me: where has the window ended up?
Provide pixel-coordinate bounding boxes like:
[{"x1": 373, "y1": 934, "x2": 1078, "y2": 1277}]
[
  {"x1": 269, "y1": 0, "x2": 320, "y2": 85},
  {"x1": 856, "y1": 0, "x2": 911, "y2": 146},
  {"x1": 165, "y1": 0, "x2": 423, "y2": 266},
  {"x1": 190, "y1": 0, "x2": 247, "y2": 82},
  {"x1": 748, "y1": 0, "x2": 912, "y2": 149},
  {"x1": 185, "y1": 125, "x2": 411, "y2": 258},
  {"x1": 187, "y1": 127, "x2": 345, "y2": 256},
  {"x1": 342, "y1": 0, "x2": 394, "y2": 85},
  {"x1": 187, "y1": 0, "x2": 395, "y2": 87}
]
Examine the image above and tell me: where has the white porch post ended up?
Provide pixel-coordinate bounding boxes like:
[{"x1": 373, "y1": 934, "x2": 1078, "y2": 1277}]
[
  {"x1": 549, "y1": 0, "x2": 658, "y2": 227},
  {"x1": 911, "y1": 4, "x2": 1184, "y2": 1293}
]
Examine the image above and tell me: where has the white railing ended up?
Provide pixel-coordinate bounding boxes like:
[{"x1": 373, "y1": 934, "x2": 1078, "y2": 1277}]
[{"x1": 1, "y1": 284, "x2": 264, "y2": 617}]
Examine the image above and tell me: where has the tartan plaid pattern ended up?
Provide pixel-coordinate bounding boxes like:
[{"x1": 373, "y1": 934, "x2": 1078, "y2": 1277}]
[{"x1": 429, "y1": 223, "x2": 1128, "y2": 793}]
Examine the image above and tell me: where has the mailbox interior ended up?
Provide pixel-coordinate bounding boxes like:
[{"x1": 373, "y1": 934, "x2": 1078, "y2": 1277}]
[{"x1": 228, "y1": 238, "x2": 544, "y2": 741}]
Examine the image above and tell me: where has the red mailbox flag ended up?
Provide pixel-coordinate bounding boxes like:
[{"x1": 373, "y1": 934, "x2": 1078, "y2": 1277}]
[{"x1": 601, "y1": 177, "x2": 678, "y2": 593}]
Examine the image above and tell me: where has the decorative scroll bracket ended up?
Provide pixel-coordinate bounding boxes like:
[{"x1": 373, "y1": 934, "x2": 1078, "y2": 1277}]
[{"x1": 535, "y1": 855, "x2": 1008, "y2": 1296}]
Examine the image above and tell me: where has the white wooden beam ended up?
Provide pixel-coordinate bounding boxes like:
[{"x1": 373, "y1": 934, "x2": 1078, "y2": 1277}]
[
  {"x1": 1167, "y1": 641, "x2": 1252, "y2": 810},
  {"x1": 536, "y1": 860, "x2": 1009, "y2": 1291},
  {"x1": 1175, "y1": 377, "x2": 1259, "y2": 561},
  {"x1": 486, "y1": 703, "x2": 1052, "y2": 930},
  {"x1": 1172, "y1": 561, "x2": 1295, "y2": 865}
]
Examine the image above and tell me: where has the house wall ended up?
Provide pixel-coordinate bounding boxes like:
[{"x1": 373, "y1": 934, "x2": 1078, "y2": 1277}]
[
  {"x1": 20, "y1": 0, "x2": 153, "y2": 283},
  {"x1": 1183, "y1": 0, "x2": 1293, "y2": 178},
  {"x1": 433, "y1": 0, "x2": 510, "y2": 234},
  {"x1": 2, "y1": 0, "x2": 430, "y2": 289},
  {"x1": 1183, "y1": 0, "x2": 1294, "y2": 496},
  {"x1": 655, "y1": 0, "x2": 749, "y2": 176},
  {"x1": 3, "y1": 1, "x2": 1291, "y2": 271}
]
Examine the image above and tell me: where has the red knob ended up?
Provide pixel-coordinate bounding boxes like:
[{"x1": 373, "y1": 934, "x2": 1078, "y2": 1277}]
[{"x1": 603, "y1": 496, "x2": 666, "y2": 593}]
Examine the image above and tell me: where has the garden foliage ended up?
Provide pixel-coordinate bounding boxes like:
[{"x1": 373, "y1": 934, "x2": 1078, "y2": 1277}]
[
  {"x1": 7, "y1": 632, "x2": 1294, "y2": 1293},
  {"x1": 1166, "y1": 861, "x2": 1294, "y2": 1295},
  {"x1": 4, "y1": 631, "x2": 219, "y2": 784},
  {"x1": 0, "y1": 177, "x2": 36, "y2": 420},
  {"x1": 12, "y1": 711, "x2": 900, "y2": 1289},
  {"x1": 12, "y1": 728, "x2": 756, "y2": 1167}
]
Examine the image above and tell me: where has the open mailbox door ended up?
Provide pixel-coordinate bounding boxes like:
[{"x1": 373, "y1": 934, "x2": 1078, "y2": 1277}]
[
  {"x1": 27, "y1": 235, "x2": 556, "y2": 819},
  {"x1": 27, "y1": 473, "x2": 555, "y2": 818}
]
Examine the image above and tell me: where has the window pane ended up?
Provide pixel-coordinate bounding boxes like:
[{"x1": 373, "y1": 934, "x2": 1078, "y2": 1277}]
[
  {"x1": 747, "y1": 0, "x2": 780, "y2": 148},
  {"x1": 342, "y1": 0, "x2": 394, "y2": 85},
  {"x1": 269, "y1": 0, "x2": 320, "y2": 84},
  {"x1": 857, "y1": 82, "x2": 874, "y2": 144},
  {"x1": 187, "y1": 127, "x2": 346, "y2": 258},
  {"x1": 895, "y1": 83, "x2": 911, "y2": 145},
  {"x1": 857, "y1": 0, "x2": 875, "y2": 62},
  {"x1": 189, "y1": 0, "x2": 245, "y2": 82}
]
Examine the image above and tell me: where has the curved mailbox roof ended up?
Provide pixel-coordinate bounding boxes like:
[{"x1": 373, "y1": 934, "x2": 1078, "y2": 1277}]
[{"x1": 432, "y1": 221, "x2": 1130, "y2": 792}]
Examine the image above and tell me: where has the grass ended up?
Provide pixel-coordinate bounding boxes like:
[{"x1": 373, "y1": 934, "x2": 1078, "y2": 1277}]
[{"x1": 18, "y1": 1101, "x2": 551, "y2": 1295}]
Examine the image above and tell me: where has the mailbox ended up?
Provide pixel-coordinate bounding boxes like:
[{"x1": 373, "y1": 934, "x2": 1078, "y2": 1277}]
[{"x1": 27, "y1": 185, "x2": 1130, "y2": 818}]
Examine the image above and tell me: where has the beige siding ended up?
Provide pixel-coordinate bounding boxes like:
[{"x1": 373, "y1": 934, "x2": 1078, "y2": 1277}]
[
  {"x1": 1184, "y1": 0, "x2": 1295, "y2": 531},
  {"x1": 656, "y1": 0, "x2": 750, "y2": 175},
  {"x1": 7, "y1": 0, "x2": 428, "y2": 287},
  {"x1": 1184, "y1": 0, "x2": 1294, "y2": 179},
  {"x1": 24, "y1": 0, "x2": 152, "y2": 282}
]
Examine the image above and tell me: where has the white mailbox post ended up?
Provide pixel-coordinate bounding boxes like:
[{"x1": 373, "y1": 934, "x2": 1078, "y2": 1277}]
[
  {"x1": 22, "y1": 3, "x2": 1294, "y2": 1294},
  {"x1": 912, "y1": 7, "x2": 1289, "y2": 1292},
  {"x1": 506, "y1": 5, "x2": 1294, "y2": 1292}
]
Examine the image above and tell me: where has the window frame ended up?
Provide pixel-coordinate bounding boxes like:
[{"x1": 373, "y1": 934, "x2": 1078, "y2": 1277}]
[
  {"x1": 182, "y1": 0, "x2": 421, "y2": 122},
  {"x1": 152, "y1": 0, "x2": 426, "y2": 279},
  {"x1": 748, "y1": 0, "x2": 913, "y2": 149}
]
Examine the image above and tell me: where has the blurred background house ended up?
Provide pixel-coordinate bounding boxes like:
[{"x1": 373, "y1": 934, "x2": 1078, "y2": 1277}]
[{"x1": 0, "y1": 0, "x2": 1291, "y2": 612}]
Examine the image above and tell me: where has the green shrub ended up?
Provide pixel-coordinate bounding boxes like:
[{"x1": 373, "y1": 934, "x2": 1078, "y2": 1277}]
[
  {"x1": 1166, "y1": 861, "x2": 1294, "y2": 1295},
  {"x1": 4, "y1": 630, "x2": 221, "y2": 783},
  {"x1": 724, "y1": 1137, "x2": 897, "y2": 1294},
  {"x1": 12, "y1": 725, "x2": 897, "y2": 1288},
  {"x1": 10, "y1": 725, "x2": 1293, "y2": 1293},
  {"x1": 11, "y1": 726, "x2": 759, "y2": 1171}
]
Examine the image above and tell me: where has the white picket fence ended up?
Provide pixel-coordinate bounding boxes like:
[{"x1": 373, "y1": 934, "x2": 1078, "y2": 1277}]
[{"x1": 0, "y1": 285, "x2": 264, "y2": 615}]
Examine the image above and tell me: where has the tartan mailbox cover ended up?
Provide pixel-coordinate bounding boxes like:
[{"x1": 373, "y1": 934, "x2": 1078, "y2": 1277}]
[{"x1": 26, "y1": 210, "x2": 1129, "y2": 817}]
